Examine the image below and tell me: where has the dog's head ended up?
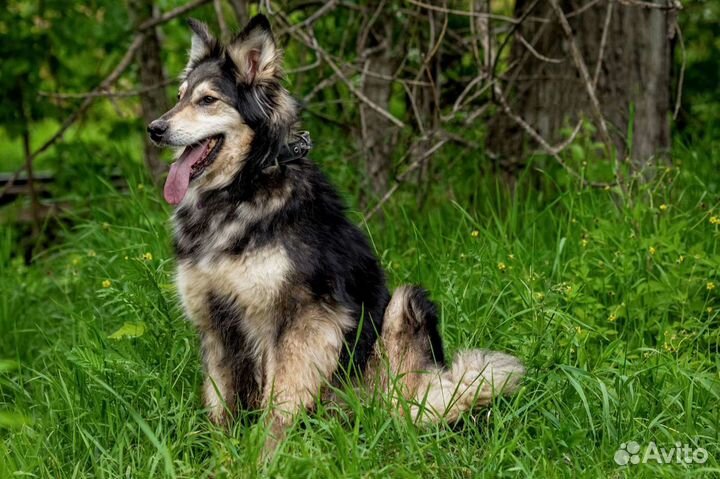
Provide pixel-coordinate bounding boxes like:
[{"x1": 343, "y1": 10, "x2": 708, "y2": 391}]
[{"x1": 148, "y1": 15, "x2": 297, "y2": 205}]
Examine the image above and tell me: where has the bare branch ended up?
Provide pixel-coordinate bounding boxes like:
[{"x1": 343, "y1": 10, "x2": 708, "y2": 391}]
[
  {"x1": 672, "y1": 17, "x2": 686, "y2": 119},
  {"x1": 39, "y1": 79, "x2": 175, "y2": 99},
  {"x1": 32, "y1": 34, "x2": 145, "y2": 162},
  {"x1": 137, "y1": 0, "x2": 213, "y2": 31},
  {"x1": 276, "y1": 12, "x2": 406, "y2": 128},
  {"x1": 493, "y1": 83, "x2": 610, "y2": 188},
  {"x1": 593, "y1": 0, "x2": 614, "y2": 88},
  {"x1": 278, "y1": 0, "x2": 338, "y2": 36},
  {"x1": 214, "y1": 0, "x2": 230, "y2": 41},
  {"x1": 548, "y1": 0, "x2": 613, "y2": 150},
  {"x1": 616, "y1": 0, "x2": 682, "y2": 10},
  {"x1": 364, "y1": 136, "x2": 449, "y2": 222},
  {"x1": 516, "y1": 32, "x2": 564, "y2": 64},
  {"x1": 405, "y1": 0, "x2": 540, "y2": 24}
]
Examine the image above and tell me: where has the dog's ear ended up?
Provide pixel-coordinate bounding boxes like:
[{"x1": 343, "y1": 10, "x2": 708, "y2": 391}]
[
  {"x1": 185, "y1": 19, "x2": 216, "y2": 71},
  {"x1": 226, "y1": 14, "x2": 279, "y2": 85}
]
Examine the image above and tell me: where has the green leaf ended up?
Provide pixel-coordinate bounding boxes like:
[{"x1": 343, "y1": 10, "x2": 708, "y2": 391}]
[
  {"x1": 0, "y1": 360, "x2": 18, "y2": 372},
  {"x1": 0, "y1": 411, "x2": 31, "y2": 429},
  {"x1": 570, "y1": 144, "x2": 586, "y2": 163},
  {"x1": 108, "y1": 322, "x2": 146, "y2": 340}
]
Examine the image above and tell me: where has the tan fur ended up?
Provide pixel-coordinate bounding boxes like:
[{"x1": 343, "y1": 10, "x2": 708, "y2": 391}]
[
  {"x1": 226, "y1": 29, "x2": 280, "y2": 84},
  {"x1": 178, "y1": 245, "x2": 292, "y2": 427},
  {"x1": 162, "y1": 84, "x2": 247, "y2": 153},
  {"x1": 178, "y1": 247, "x2": 353, "y2": 450},
  {"x1": 262, "y1": 303, "x2": 353, "y2": 453},
  {"x1": 177, "y1": 245, "x2": 291, "y2": 331},
  {"x1": 366, "y1": 287, "x2": 525, "y2": 423},
  {"x1": 409, "y1": 349, "x2": 524, "y2": 422},
  {"x1": 366, "y1": 286, "x2": 432, "y2": 396},
  {"x1": 200, "y1": 330, "x2": 233, "y2": 423}
]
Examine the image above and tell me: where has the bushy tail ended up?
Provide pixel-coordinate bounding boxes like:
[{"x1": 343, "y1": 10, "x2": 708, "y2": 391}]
[
  {"x1": 372, "y1": 285, "x2": 524, "y2": 422},
  {"x1": 411, "y1": 349, "x2": 525, "y2": 422}
]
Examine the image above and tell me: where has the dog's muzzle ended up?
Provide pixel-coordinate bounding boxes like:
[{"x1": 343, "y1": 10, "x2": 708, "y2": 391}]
[{"x1": 147, "y1": 120, "x2": 169, "y2": 143}]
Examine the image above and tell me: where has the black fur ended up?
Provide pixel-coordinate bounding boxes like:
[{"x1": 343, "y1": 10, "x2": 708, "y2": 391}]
[
  {"x1": 206, "y1": 294, "x2": 261, "y2": 409},
  {"x1": 156, "y1": 16, "x2": 523, "y2": 436},
  {"x1": 173, "y1": 24, "x2": 390, "y2": 375}
]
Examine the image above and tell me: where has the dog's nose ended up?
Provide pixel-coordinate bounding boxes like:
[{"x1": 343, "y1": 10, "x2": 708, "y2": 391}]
[{"x1": 147, "y1": 120, "x2": 169, "y2": 142}]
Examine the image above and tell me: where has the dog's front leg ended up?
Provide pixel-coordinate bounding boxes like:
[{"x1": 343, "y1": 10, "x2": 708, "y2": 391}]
[
  {"x1": 200, "y1": 330, "x2": 236, "y2": 425},
  {"x1": 260, "y1": 306, "x2": 351, "y2": 457}
]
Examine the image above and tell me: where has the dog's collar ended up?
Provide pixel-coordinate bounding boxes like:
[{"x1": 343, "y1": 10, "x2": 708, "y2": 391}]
[{"x1": 271, "y1": 131, "x2": 313, "y2": 169}]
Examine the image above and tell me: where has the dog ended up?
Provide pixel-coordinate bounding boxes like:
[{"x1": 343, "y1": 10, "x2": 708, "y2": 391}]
[{"x1": 148, "y1": 14, "x2": 524, "y2": 454}]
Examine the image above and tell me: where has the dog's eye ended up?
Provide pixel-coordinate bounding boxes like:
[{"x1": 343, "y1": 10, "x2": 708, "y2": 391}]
[{"x1": 201, "y1": 96, "x2": 217, "y2": 105}]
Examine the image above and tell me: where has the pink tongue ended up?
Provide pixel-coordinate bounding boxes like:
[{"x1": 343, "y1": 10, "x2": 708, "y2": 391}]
[{"x1": 163, "y1": 142, "x2": 207, "y2": 205}]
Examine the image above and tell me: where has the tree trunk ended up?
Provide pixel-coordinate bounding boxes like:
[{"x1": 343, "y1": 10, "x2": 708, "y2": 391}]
[
  {"x1": 359, "y1": 11, "x2": 398, "y2": 199},
  {"x1": 487, "y1": 0, "x2": 673, "y2": 177},
  {"x1": 129, "y1": 0, "x2": 170, "y2": 184}
]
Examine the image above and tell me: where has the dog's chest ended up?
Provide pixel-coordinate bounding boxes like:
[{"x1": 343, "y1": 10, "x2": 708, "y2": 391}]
[{"x1": 176, "y1": 245, "x2": 292, "y2": 332}]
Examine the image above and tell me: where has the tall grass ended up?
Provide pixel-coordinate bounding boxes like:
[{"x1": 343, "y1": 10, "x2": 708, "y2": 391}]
[{"x1": 1, "y1": 134, "x2": 719, "y2": 478}]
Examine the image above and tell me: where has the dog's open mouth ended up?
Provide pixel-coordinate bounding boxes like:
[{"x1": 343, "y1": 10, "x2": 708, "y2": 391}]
[{"x1": 163, "y1": 135, "x2": 224, "y2": 205}]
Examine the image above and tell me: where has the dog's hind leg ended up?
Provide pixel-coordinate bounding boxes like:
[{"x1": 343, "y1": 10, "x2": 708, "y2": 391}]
[{"x1": 367, "y1": 286, "x2": 524, "y2": 422}]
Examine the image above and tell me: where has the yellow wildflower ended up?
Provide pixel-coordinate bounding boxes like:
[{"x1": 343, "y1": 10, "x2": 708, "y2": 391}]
[
  {"x1": 707, "y1": 282, "x2": 716, "y2": 291},
  {"x1": 580, "y1": 239, "x2": 589, "y2": 248},
  {"x1": 608, "y1": 313, "x2": 617, "y2": 322},
  {"x1": 707, "y1": 307, "x2": 713, "y2": 314},
  {"x1": 508, "y1": 254, "x2": 515, "y2": 260},
  {"x1": 102, "y1": 280, "x2": 111, "y2": 288},
  {"x1": 88, "y1": 250, "x2": 97, "y2": 257},
  {"x1": 676, "y1": 255, "x2": 685, "y2": 264},
  {"x1": 648, "y1": 246, "x2": 656, "y2": 256},
  {"x1": 143, "y1": 252, "x2": 153, "y2": 261},
  {"x1": 470, "y1": 230, "x2": 479, "y2": 238},
  {"x1": 710, "y1": 216, "x2": 720, "y2": 225},
  {"x1": 659, "y1": 204, "x2": 668, "y2": 212},
  {"x1": 497, "y1": 262, "x2": 507, "y2": 272}
]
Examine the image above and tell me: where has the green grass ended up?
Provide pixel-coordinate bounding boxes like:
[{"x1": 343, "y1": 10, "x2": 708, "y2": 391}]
[{"x1": 1, "y1": 137, "x2": 719, "y2": 478}]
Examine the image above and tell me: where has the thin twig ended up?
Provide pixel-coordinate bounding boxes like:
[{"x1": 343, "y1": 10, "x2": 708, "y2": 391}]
[
  {"x1": 493, "y1": 84, "x2": 610, "y2": 188},
  {"x1": 593, "y1": 0, "x2": 614, "y2": 88},
  {"x1": 39, "y1": 79, "x2": 175, "y2": 99},
  {"x1": 278, "y1": 0, "x2": 338, "y2": 36},
  {"x1": 137, "y1": 0, "x2": 213, "y2": 31},
  {"x1": 548, "y1": 0, "x2": 613, "y2": 150},
  {"x1": 406, "y1": 0, "x2": 537, "y2": 24},
  {"x1": 566, "y1": 0, "x2": 604, "y2": 17},
  {"x1": 516, "y1": 32, "x2": 564, "y2": 64},
  {"x1": 214, "y1": 0, "x2": 230, "y2": 41},
  {"x1": 673, "y1": 18, "x2": 686, "y2": 119},
  {"x1": 616, "y1": 0, "x2": 682, "y2": 10},
  {"x1": 276, "y1": 12, "x2": 406, "y2": 128},
  {"x1": 35, "y1": 34, "x2": 144, "y2": 158},
  {"x1": 364, "y1": 136, "x2": 449, "y2": 221}
]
